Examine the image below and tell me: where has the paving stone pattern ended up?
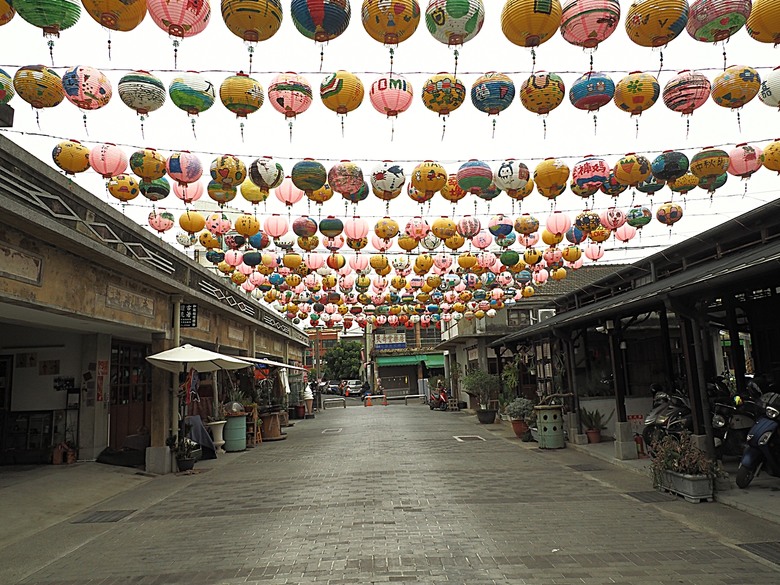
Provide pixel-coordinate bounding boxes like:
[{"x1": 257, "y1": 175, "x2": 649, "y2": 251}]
[{"x1": 10, "y1": 406, "x2": 780, "y2": 584}]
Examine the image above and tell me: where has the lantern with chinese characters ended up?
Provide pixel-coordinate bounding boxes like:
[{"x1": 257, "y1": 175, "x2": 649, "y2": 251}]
[
  {"x1": 457, "y1": 159, "x2": 493, "y2": 196},
  {"x1": 613, "y1": 71, "x2": 659, "y2": 134},
  {"x1": 625, "y1": 0, "x2": 689, "y2": 47},
  {"x1": 662, "y1": 70, "x2": 711, "y2": 135},
  {"x1": 13, "y1": 65, "x2": 63, "y2": 125},
  {"x1": 690, "y1": 147, "x2": 730, "y2": 194},
  {"x1": 501, "y1": 0, "x2": 562, "y2": 51},
  {"x1": 613, "y1": 153, "x2": 652, "y2": 187},
  {"x1": 61, "y1": 65, "x2": 111, "y2": 132},
  {"x1": 560, "y1": 0, "x2": 620, "y2": 53},
  {"x1": 572, "y1": 155, "x2": 609, "y2": 192},
  {"x1": 147, "y1": 0, "x2": 211, "y2": 67},
  {"x1": 471, "y1": 72, "x2": 515, "y2": 137},
  {"x1": 169, "y1": 72, "x2": 216, "y2": 137},
  {"x1": 728, "y1": 143, "x2": 763, "y2": 195},
  {"x1": 52, "y1": 139, "x2": 90, "y2": 175},
  {"x1": 656, "y1": 201, "x2": 684, "y2": 229},
  {"x1": 90, "y1": 143, "x2": 128, "y2": 179},
  {"x1": 711, "y1": 65, "x2": 761, "y2": 129},
  {"x1": 746, "y1": 0, "x2": 780, "y2": 44},
  {"x1": 221, "y1": 0, "x2": 283, "y2": 70},
  {"x1": 220, "y1": 72, "x2": 264, "y2": 138},
  {"x1": 268, "y1": 72, "x2": 313, "y2": 139},
  {"x1": 760, "y1": 67, "x2": 780, "y2": 109},
  {"x1": 167, "y1": 151, "x2": 203, "y2": 187},
  {"x1": 652, "y1": 150, "x2": 689, "y2": 182},
  {"x1": 291, "y1": 158, "x2": 327, "y2": 197},
  {"x1": 320, "y1": 70, "x2": 364, "y2": 134},
  {"x1": 457, "y1": 216, "x2": 481, "y2": 240},
  {"x1": 118, "y1": 70, "x2": 166, "y2": 138}
]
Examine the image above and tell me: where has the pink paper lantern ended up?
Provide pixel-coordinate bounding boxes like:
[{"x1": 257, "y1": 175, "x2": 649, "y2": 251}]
[
  {"x1": 519, "y1": 233, "x2": 540, "y2": 248},
  {"x1": 268, "y1": 72, "x2": 313, "y2": 118},
  {"x1": 148, "y1": 211, "x2": 174, "y2": 233},
  {"x1": 728, "y1": 143, "x2": 763, "y2": 179},
  {"x1": 241, "y1": 281, "x2": 256, "y2": 292},
  {"x1": 62, "y1": 65, "x2": 112, "y2": 111},
  {"x1": 89, "y1": 143, "x2": 128, "y2": 178},
  {"x1": 237, "y1": 263, "x2": 254, "y2": 276},
  {"x1": 584, "y1": 243, "x2": 604, "y2": 261},
  {"x1": 147, "y1": 0, "x2": 212, "y2": 38},
  {"x1": 369, "y1": 73, "x2": 414, "y2": 117},
  {"x1": 533, "y1": 269, "x2": 549, "y2": 285},
  {"x1": 349, "y1": 254, "x2": 370, "y2": 272},
  {"x1": 434, "y1": 253, "x2": 452, "y2": 270},
  {"x1": 328, "y1": 160, "x2": 365, "y2": 197},
  {"x1": 306, "y1": 253, "x2": 325, "y2": 270},
  {"x1": 173, "y1": 180, "x2": 204, "y2": 203},
  {"x1": 371, "y1": 234, "x2": 393, "y2": 251},
  {"x1": 405, "y1": 217, "x2": 430, "y2": 240},
  {"x1": 344, "y1": 217, "x2": 369, "y2": 239},
  {"x1": 560, "y1": 0, "x2": 622, "y2": 49},
  {"x1": 264, "y1": 214, "x2": 289, "y2": 238},
  {"x1": 472, "y1": 232, "x2": 493, "y2": 250},
  {"x1": 275, "y1": 177, "x2": 305, "y2": 206},
  {"x1": 615, "y1": 224, "x2": 637, "y2": 243},
  {"x1": 543, "y1": 247, "x2": 563, "y2": 265},
  {"x1": 663, "y1": 70, "x2": 711, "y2": 116},
  {"x1": 546, "y1": 211, "x2": 572, "y2": 236},
  {"x1": 324, "y1": 235, "x2": 346, "y2": 251},
  {"x1": 457, "y1": 216, "x2": 482, "y2": 239},
  {"x1": 477, "y1": 252, "x2": 496, "y2": 268},
  {"x1": 224, "y1": 250, "x2": 243, "y2": 266},
  {"x1": 599, "y1": 207, "x2": 627, "y2": 230},
  {"x1": 249, "y1": 272, "x2": 265, "y2": 286}
]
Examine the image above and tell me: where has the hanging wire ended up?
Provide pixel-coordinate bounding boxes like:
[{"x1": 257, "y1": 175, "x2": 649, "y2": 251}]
[
  {"x1": 492, "y1": 118, "x2": 496, "y2": 139},
  {"x1": 139, "y1": 114, "x2": 146, "y2": 140},
  {"x1": 542, "y1": 117, "x2": 547, "y2": 140},
  {"x1": 722, "y1": 43, "x2": 727, "y2": 71},
  {"x1": 288, "y1": 119, "x2": 294, "y2": 142},
  {"x1": 34, "y1": 110, "x2": 41, "y2": 130},
  {"x1": 441, "y1": 116, "x2": 446, "y2": 141},
  {"x1": 737, "y1": 111, "x2": 742, "y2": 133},
  {"x1": 390, "y1": 117, "x2": 395, "y2": 142},
  {"x1": 635, "y1": 117, "x2": 640, "y2": 139},
  {"x1": 389, "y1": 47, "x2": 394, "y2": 76},
  {"x1": 190, "y1": 117, "x2": 197, "y2": 139},
  {"x1": 453, "y1": 49, "x2": 459, "y2": 78},
  {"x1": 319, "y1": 45, "x2": 324, "y2": 73},
  {"x1": 240, "y1": 121, "x2": 245, "y2": 142},
  {"x1": 107, "y1": 32, "x2": 112, "y2": 61},
  {"x1": 657, "y1": 50, "x2": 664, "y2": 79},
  {"x1": 686, "y1": 117, "x2": 691, "y2": 139},
  {"x1": 82, "y1": 113, "x2": 89, "y2": 136},
  {"x1": 593, "y1": 113, "x2": 598, "y2": 136},
  {"x1": 48, "y1": 40, "x2": 55, "y2": 67},
  {"x1": 247, "y1": 45, "x2": 255, "y2": 74},
  {"x1": 531, "y1": 48, "x2": 536, "y2": 74},
  {"x1": 173, "y1": 40, "x2": 180, "y2": 70},
  {"x1": 340, "y1": 115, "x2": 345, "y2": 138}
]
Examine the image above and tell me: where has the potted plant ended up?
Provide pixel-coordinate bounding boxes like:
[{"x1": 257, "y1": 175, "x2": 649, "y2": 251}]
[
  {"x1": 650, "y1": 432, "x2": 717, "y2": 503},
  {"x1": 579, "y1": 406, "x2": 614, "y2": 443},
  {"x1": 167, "y1": 430, "x2": 197, "y2": 472},
  {"x1": 506, "y1": 397, "x2": 535, "y2": 438},
  {"x1": 462, "y1": 368, "x2": 500, "y2": 424}
]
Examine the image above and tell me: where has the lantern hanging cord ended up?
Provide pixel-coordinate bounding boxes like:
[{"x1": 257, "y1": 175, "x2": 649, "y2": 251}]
[
  {"x1": 543, "y1": 118, "x2": 547, "y2": 140},
  {"x1": 48, "y1": 40, "x2": 55, "y2": 68},
  {"x1": 389, "y1": 48, "x2": 394, "y2": 76},
  {"x1": 441, "y1": 118, "x2": 446, "y2": 142},
  {"x1": 453, "y1": 49, "x2": 460, "y2": 78},
  {"x1": 589, "y1": 52, "x2": 593, "y2": 72},
  {"x1": 531, "y1": 48, "x2": 536, "y2": 75},
  {"x1": 82, "y1": 113, "x2": 89, "y2": 136},
  {"x1": 723, "y1": 43, "x2": 727, "y2": 71},
  {"x1": 340, "y1": 115, "x2": 345, "y2": 139},
  {"x1": 247, "y1": 45, "x2": 254, "y2": 75},
  {"x1": 240, "y1": 121, "x2": 245, "y2": 143},
  {"x1": 390, "y1": 117, "x2": 395, "y2": 142},
  {"x1": 190, "y1": 118, "x2": 197, "y2": 139},
  {"x1": 492, "y1": 118, "x2": 496, "y2": 139},
  {"x1": 173, "y1": 40, "x2": 180, "y2": 70},
  {"x1": 593, "y1": 113, "x2": 597, "y2": 136},
  {"x1": 289, "y1": 120, "x2": 293, "y2": 143},
  {"x1": 657, "y1": 50, "x2": 663, "y2": 79},
  {"x1": 737, "y1": 111, "x2": 742, "y2": 133},
  {"x1": 635, "y1": 118, "x2": 640, "y2": 139},
  {"x1": 319, "y1": 46, "x2": 324, "y2": 73},
  {"x1": 107, "y1": 34, "x2": 112, "y2": 61}
]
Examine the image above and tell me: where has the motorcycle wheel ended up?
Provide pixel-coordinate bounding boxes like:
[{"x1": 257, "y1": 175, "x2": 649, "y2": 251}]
[
  {"x1": 429, "y1": 404, "x2": 434, "y2": 410},
  {"x1": 642, "y1": 426, "x2": 666, "y2": 457},
  {"x1": 439, "y1": 403, "x2": 447, "y2": 411},
  {"x1": 736, "y1": 465, "x2": 755, "y2": 489}
]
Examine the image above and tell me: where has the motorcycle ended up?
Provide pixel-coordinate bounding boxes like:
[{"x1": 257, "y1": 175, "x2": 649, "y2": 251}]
[
  {"x1": 736, "y1": 391, "x2": 780, "y2": 488},
  {"x1": 429, "y1": 388, "x2": 449, "y2": 411},
  {"x1": 642, "y1": 386, "x2": 692, "y2": 455},
  {"x1": 712, "y1": 378, "x2": 763, "y2": 459}
]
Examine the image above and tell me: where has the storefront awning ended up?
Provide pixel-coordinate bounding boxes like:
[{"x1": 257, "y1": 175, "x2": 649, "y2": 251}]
[{"x1": 376, "y1": 354, "x2": 444, "y2": 367}]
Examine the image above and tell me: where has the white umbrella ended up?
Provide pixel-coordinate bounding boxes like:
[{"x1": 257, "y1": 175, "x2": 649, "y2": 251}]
[{"x1": 146, "y1": 344, "x2": 252, "y2": 373}]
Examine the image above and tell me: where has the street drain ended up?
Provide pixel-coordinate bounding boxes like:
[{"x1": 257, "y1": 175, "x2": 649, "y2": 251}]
[
  {"x1": 322, "y1": 428, "x2": 343, "y2": 434},
  {"x1": 568, "y1": 464, "x2": 604, "y2": 472},
  {"x1": 625, "y1": 491, "x2": 676, "y2": 503},
  {"x1": 738, "y1": 542, "x2": 780, "y2": 565},
  {"x1": 454, "y1": 435, "x2": 485, "y2": 442},
  {"x1": 72, "y1": 510, "x2": 136, "y2": 523}
]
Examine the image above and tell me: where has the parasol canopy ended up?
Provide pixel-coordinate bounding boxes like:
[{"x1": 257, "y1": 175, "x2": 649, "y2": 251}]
[{"x1": 146, "y1": 343, "x2": 252, "y2": 373}]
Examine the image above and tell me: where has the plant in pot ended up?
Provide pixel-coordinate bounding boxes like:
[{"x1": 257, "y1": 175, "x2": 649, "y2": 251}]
[
  {"x1": 506, "y1": 397, "x2": 535, "y2": 438},
  {"x1": 650, "y1": 431, "x2": 718, "y2": 502},
  {"x1": 579, "y1": 406, "x2": 614, "y2": 443},
  {"x1": 167, "y1": 426, "x2": 198, "y2": 472},
  {"x1": 463, "y1": 368, "x2": 500, "y2": 424}
]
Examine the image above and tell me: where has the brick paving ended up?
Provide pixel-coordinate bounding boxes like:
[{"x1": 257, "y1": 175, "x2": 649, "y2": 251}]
[{"x1": 3, "y1": 405, "x2": 780, "y2": 584}]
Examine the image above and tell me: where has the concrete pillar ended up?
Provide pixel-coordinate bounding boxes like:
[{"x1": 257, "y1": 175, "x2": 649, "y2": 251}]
[
  {"x1": 147, "y1": 333, "x2": 174, "y2": 475},
  {"x1": 614, "y1": 421, "x2": 639, "y2": 460}
]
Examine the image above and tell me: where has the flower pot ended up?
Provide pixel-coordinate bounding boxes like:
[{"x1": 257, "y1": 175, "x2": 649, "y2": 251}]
[
  {"x1": 656, "y1": 470, "x2": 713, "y2": 503},
  {"x1": 295, "y1": 404, "x2": 306, "y2": 419},
  {"x1": 177, "y1": 457, "x2": 196, "y2": 472},
  {"x1": 206, "y1": 420, "x2": 226, "y2": 454},
  {"x1": 476, "y1": 409, "x2": 497, "y2": 424},
  {"x1": 586, "y1": 429, "x2": 602, "y2": 444},
  {"x1": 511, "y1": 419, "x2": 529, "y2": 438}
]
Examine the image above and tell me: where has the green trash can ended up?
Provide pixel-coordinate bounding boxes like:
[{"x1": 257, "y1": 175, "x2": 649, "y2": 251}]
[
  {"x1": 535, "y1": 405, "x2": 565, "y2": 449},
  {"x1": 224, "y1": 414, "x2": 247, "y2": 452}
]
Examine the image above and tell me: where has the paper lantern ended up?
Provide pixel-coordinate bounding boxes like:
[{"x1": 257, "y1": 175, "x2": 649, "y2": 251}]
[
  {"x1": 371, "y1": 161, "x2": 406, "y2": 198},
  {"x1": 90, "y1": 143, "x2": 128, "y2": 179},
  {"x1": 179, "y1": 210, "x2": 206, "y2": 235},
  {"x1": 759, "y1": 67, "x2": 780, "y2": 109},
  {"x1": 569, "y1": 71, "x2": 614, "y2": 111},
  {"x1": 268, "y1": 72, "x2": 313, "y2": 118},
  {"x1": 291, "y1": 0, "x2": 351, "y2": 43},
  {"x1": 329, "y1": 161, "x2": 365, "y2": 199},
  {"x1": 291, "y1": 158, "x2": 327, "y2": 196},
  {"x1": 501, "y1": 0, "x2": 562, "y2": 47},
  {"x1": 173, "y1": 180, "x2": 204, "y2": 204},
  {"x1": 546, "y1": 211, "x2": 572, "y2": 236},
  {"x1": 422, "y1": 73, "x2": 466, "y2": 117},
  {"x1": 599, "y1": 170, "x2": 627, "y2": 197},
  {"x1": 636, "y1": 175, "x2": 666, "y2": 196},
  {"x1": 663, "y1": 70, "x2": 711, "y2": 115},
  {"x1": 207, "y1": 181, "x2": 236, "y2": 206},
  {"x1": 0, "y1": 68, "x2": 13, "y2": 105},
  {"x1": 309, "y1": 183, "x2": 334, "y2": 205},
  {"x1": 572, "y1": 155, "x2": 609, "y2": 191},
  {"x1": 12, "y1": 0, "x2": 81, "y2": 37},
  {"x1": 140, "y1": 178, "x2": 171, "y2": 202},
  {"x1": 613, "y1": 153, "x2": 652, "y2": 186},
  {"x1": 534, "y1": 158, "x2": 570, "y2": 194},
  {"x1": 130, "y1": 148, "x2": 166, "y2": 181},
  {"x1": 438, "y1": 173, "x2": 466, "y2": 203},
  {"x1": 264, "y1": 214, "x2": 289, "y2": 238},
  {"x1": 599, "y1": 207, "x2": 626, "y2": 231},
  {"x1": 205, "y1": 213, "x2": 232, "y2": 235},
  {"x1": 425, "y1": 0, "x2": 485, "y2": 46},
  {"x1": 222, "y1": 0, "x2": 282, "y2": 42},
  {"x1": 344, "y1": 217, "x2": 370, "y2": 240},
  {"x1": 690, "y1": 148, "x2": 730, "y2": 183},
  {"x1": 687, "y1": 0, "x2": 751, "y2": 43},
  {"x1": 711, "y1": 65, "x2": 761, "y2": 110},
  {"x1": 746, "y1": 0, "x2": 780, "y2": 44},
  {"x1": 370, "y1": 74, "x2": 413, "y2": 117},
  {"x1": 375, "y1": 217, "x2": 400, "y2": 240},
  {"x1": 411, "y1": 161, "x2": 448, "y2": 196},
  {"x1": 13, "y1": 65, "x2": 63, "y2": 110},
  {"x1": 275, "y1": 177, "x2": 305, "y2": 207},
  {"x1": 210, "y1": 155, "x2": 246, "y2": 188},
  {"x1": 457, "y1": 216, "x2": 481, "y2": 239},
  {"x1": 656, "y1": 201, "x2": 684, "y2": 227},
  {"x1": 471, "y1": 72, "x2": 515, "y2": 115},
  {"x1": 457, "y1": 159, "x2": 493, "y2": 195},
  {"x1": 62, "y1": 65, "x2": 111, "y2": 112},
  {"x1": 82, "y1": 0, "x2": 146, "y2": 32},
  {"x1": 614, "y1": 71, "x2": 660, "y2": 116},
  {"x1": 118, "y1": 70, "x2": 166, "y2": 122},
  {"x1": 625, "y1": 0, "x2": 689, "y2": 47},
  {"x1": 248, "y1": 156, "x2": 285, "y2": 199},
  {"x1": 519, "y1": 71, "x2": 565, "y2": 115},
  {"x1": 320, "y1": 70, "x2": 364, "y2": 116},
  {"x1": 762, "y1": 139, "x2": 780, "y2": 173},
  {"x1": 52, "y1": 139, "x2": 90, "y2": 175},
  {"x1": 148, "y1": 211, "x2": 175, "y2": 234},
  {"x1": 0, "y1": 1, "x2": 14, "y2": 26},
  {"x1": 728, "y1": 143, "x2": 763, "y2": 179},
  {"x1": 342, "y1": 181, "x2": 370, "y2": 205},
  {"x1": 147, "y1": 0, "x2": 210, "y2": 38},
  {"x1": 169, "y1": 72, "x2": 216, "y2": 135},
  {"x1": 668, "y1": 172, "x2": 700, "y2": 195},
  {"x1": 560, "y1": 0, "x2": 620, "y2": 49},
  {"x1": 651, "y1": 150, "x2": 689, "y2": 182},
  {"x1": 292, "y1": 215, "x2": 318, "y2": 238},
  {"x1": 167, "y1": 151, "x2": 203, "y2": 186},
  {"x1": 107, "y1": 174, "x2": 140, "y2": 203},
  {"x1": 493, "y1": 159, "x2": 530, "y2": 197},
  {"x1": 627, "y1": 205, "x2": 652, "y2": 228},
  {"x1": 220, "y1": 72, "x2": 264, "y2": 119},
  {"x1": 362, "y1": 0, "x2": 420, "y2": 44}
]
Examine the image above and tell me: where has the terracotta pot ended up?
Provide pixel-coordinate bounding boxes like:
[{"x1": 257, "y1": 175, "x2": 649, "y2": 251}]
[
  {"x1": 586, "y1": 429, "x2": 602, "y2": 443},
  {"x1": 511, "y1": 419, "x2": 529, "y2": 438}
]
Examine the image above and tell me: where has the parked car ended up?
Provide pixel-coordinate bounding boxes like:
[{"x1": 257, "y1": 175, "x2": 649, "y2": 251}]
[
  {"x1": 327, "y1": 380, "x2": 341, "y2": 395},
  {"x1": 345, "y1": 379, "x2": 362, "y2": 397}
]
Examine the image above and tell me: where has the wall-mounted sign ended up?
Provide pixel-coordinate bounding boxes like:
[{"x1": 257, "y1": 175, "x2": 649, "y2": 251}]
[
  {"x1": 180, "y1": 303, "x2": 198, "y2": 328},
  {"x1": 375, "y1": 333, "x2": 406, "y2": 350}
]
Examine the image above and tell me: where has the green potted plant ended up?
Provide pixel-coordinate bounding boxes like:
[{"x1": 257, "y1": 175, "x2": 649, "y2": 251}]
[
  {"x1": 462, "y1": 368, "x2": 501, "y2": 424},
  {"x1": 650, "y1": 432, "x2": 717, "y2": 503},
  {"x1": 579, "y1": 406, "x2": 614, "y2": 443},
  {"x1": 168, "y1": 424, "x2": 198, "y2": 472},
  {"x1": 506, "y1": 397, "x2": 535, "y2": 438}
]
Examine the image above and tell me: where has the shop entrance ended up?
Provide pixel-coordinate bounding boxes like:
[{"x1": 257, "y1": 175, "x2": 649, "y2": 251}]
[{"x1": 109, "y1": 342, "x2": 152, "y2": 449}]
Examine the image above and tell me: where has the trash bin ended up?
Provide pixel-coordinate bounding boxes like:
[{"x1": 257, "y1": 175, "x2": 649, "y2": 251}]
[
  {"x1": 535, "y1": 405, "x2": 565, "y2": 449},
  {"x1": 223, "y1": 413, "x2": 247, "y2": 452}
]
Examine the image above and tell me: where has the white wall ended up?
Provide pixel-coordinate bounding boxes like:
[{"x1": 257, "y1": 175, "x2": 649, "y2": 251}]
[{"x1": 578, "y1": 396, "x2": 654, "y2": 439}]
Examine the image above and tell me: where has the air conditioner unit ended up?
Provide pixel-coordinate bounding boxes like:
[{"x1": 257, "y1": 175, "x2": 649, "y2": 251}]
[{"x1": 538, "y1": 308, "x2": 556, "y2": 322}]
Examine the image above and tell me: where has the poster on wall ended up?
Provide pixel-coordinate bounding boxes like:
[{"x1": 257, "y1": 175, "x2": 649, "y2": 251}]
[
  {"x1": 15, "y1": 352, "x2": 37, "y2": 368},
  {"x1": 39, "y1": 360, "x2": 60, "y2": 376}
]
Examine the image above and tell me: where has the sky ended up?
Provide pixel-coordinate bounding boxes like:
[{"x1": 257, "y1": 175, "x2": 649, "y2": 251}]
[{"x1": 0, "y1": 1, "x2": 779, "y2": 267}]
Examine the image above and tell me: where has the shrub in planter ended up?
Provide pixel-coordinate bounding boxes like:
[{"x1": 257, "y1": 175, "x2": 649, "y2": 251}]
[
  {"x1": 650, "y1": 432, "x2": 719, "y2": 502},
  {"x1": 506, "y1": 397, "x2": 535, "y2": 437},
  {"x1": 579, "y1": 406, "x2": 613, "y2": 443}
]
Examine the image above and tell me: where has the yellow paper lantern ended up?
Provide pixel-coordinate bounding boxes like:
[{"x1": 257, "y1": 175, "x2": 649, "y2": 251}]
[
  {"x1": 711, "y1": 65, "x2": 761, "y2": 110},
  {"x1": 222, "y1": 0, "x2": 283, "y2": 43},
  {"x1": 458, "y1": 252, "x2": 477, "y2": 269},
  {"x1": 391, "y1": 276, "x2": 407, "y2": 290},
  {"x1": 13, "y1": 65, "x2": 63, "y2": 110},
  {"x1": 551, "y1": 267, "x2": 567, "y2": 281},
  {"x1": 625, "y1": 0, "x2": 690, "y2": 47},
  {"x1": 440, "y1": 173, "x2": 467, "y2": 203},
  {"x1": 376, "y1": 265, "x2": 392, "y2": 276},
  {"x1": 179, "y1": 211, "x2": 206, "y2": 235},
  {"x1": 130, "y1": 148, "x2": 167, "y2": 181},
  {"x1": 320, "y1": 70, "x2": 364, "y2": 115},
  {"x1": 52, "y1": 140, "x2": 90, "y2": 175},
  {"x1": 431, "y1": 216, "x2": 457, "y2": 239},
  {"x1": 614, "y1": 72, "x2": 660, "y2": 116},
  {"x1": 668, "y1": 172, "x2": 700, "y2": 195},
  {"x1": 375, "y1": 217, "x2": 400, "y2": 239},
  {"x1": 747, "y1": 0, "x2": 780, "y2": 44},
  {"x1": 762, "y1": 139, "x2": 780, "y2": 173},
  {"x1": 298, "y1": 236, "x2": 319, "y2": 251},
  {"x1": 308, "y1": 182, "x2": 334, "y2": 205},
  {"x1": 422, "y1": 72, "x2": 466, "y2": 116},
  {"x1": 218, "y1": 261, "x2": 235, "y2": 275},
  {"x1": 411, "y1": 161, "x2": 448, "y2": 196},
  {"x1": 370, "y1": 254, "x2": 389, "y2": 271},
  {"x1": 426, "y1": 274, "x2": 442, "y2": 288},
  {"x1": 521, "y1": 286, "x2": 535, "y2": 298},
  {"x1": 199, "y1": 231, "x2": 221, "y2": 249},
  {"x1": 231, "y1": 272, "x2": 248, "y2": 285},
  {"x1": 541, "y1": 230, "x2": 563, "y2": 246},
  {"x1": 589, "y1": 225, "x2": 612, "y2": 243},
  {"x1": 415, "y1": 253, "x2": 434, "y2": 272},
  {"x1": 501, "y1": 0, "x2": 562, "y2": 47},
  {"x1": 524, "y1": 248, "x2": 542, "y2": 265},
  {"x1": 234, "y1": 214, "x2": 260, "y2": 237},
  {"x1": 537, "y1": 183, "x2": 566, "y2": 200},
  {"x1": 107, "y1": 174, "x2": 140, "y2": 202},
  {"x1": 282, "y1": 253, "x2": 302, "y2": 269},
  {"x1": 219, "y1": 72, "x2": 264, "y2": 118},
  {"x1": 613, "y1": 153, "x2": 652, "y2": 186},
  {"x1": 361, "y1": 0, "x2": 420, "y2": 45},
  {"x1": 534, "y1": 158, "x2": 570, "y2": 193},
  {"x1": 398, "y1": 233, "x2": 418, "y2": 251},
  {"x1": 0, "y1": 1, "x2": 15, "y2": 26},
  {"x1": 444, "y1": 234, "x2": 465, "y2": 250},
  {"x1": 240, "y1": 179, "x2": 268, "y2": 204},
  {"x1": 82, "y1": 0, "x2": 147, "y2": 32}
]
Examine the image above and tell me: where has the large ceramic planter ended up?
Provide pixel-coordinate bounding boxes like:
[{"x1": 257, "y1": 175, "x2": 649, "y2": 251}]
[
  {"x1": 511, "y1": 419, "x2": 529, "y2": 438},
  {"x1": 586, "y1": 429, "x2": 602, "y2": 443},
  {"x1": 476, "y1": 409, "x2": 497, "y2": 424},
  {"x1": 206, "y1": 420, "x2": 226, "y2": 454},
  {"x1": 656, "y1": 470, "x2": 713, "y2": 503},
  {"x1": 177, "y1": 457, "x2": 196, "y2": 472},
  {"x1": 535, "y1": 405, "x2": 565, "y2": 449}
]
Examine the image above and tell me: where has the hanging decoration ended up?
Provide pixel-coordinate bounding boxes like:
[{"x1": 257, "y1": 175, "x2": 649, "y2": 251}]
[
  {"x1": 148, "y1": 211, "x2": 175, "y2": 235},
  {"x1": 493, "y1": 159, "x2": 530, "y2": 208},
  {"x1": 569, "y1": 70, "x2": 614, "y2": 135},
  {"x1": 210, "y1": 154, "x2": 246, "y2": 190},
  {"x1": 759, "y1": 66, "x2": 780, "y2": 109},
  {"x1": 89, "y1": 142, "x2": 128, "y2": 179},
  {"x1": 421, "y1": 72, "x2": 466, "y2": 140},
  {"x1": 371, "y1": 160, "x2": 406, "y2": 211},
  {"x1": 686, "y1": 0, "x2": 752, "y2": 69},
  {"x1": 12, "y1": 65, "x2": 63, "y2": 128},
  {"x1": 0, "y1": 68, "x2": 12, "y2": 105},
  {"x1": 361, "y1": 0, "x2": 420, "y2": 72},
  {"x1": 425, "y1": 0, "x2": 485, "y2": 75},
  {"x1": 0, "y1": 1, "x2": 14, "y2": 27},
  {"x1": 146, "y1": 0, "x2": 212, "y2": 68},
  {"x1": 519, "y1": 71, "x2": 565, "y2": 137},
  {"x1": 219, "y1": 72, "x2": 264, "y2": 141},
  {"x1": 52, "y1": 139, "x2": 90, "y2": 175},
  {"x1": 167, "y1": 150, "x2": 204, "y2": 202},
  {"x1": 329, "y1": 160, "x2": 365, "y2": 210},
  {"x1": 534, "y1": 158, "x2": 570, "y2": 205},
  {"x1": 168, "y1": 72, "x2": 216, "y2": 138},
  {"x1": 369, "y1": 73, "x2": 414, "y2": 141},
  {"x1": 248, "y1": 156, "x2": 285, "y2": 205},
  {"x1": 268, "y1": 72, "x2": 313, "y2": 141},
  {"x1": 560, "y1": 0, "x2": 620, "y2": 70},
  {"x1": 290, "y1": 0, "x2": 352, "y2": 70},
  {"x1": 61, "y1": 65, "x2": 112, "y2": 135},
  {"x1": 173, "y1": 179, "x2": 204, "y2": 204},
  {"x1": 107, "y1": 174, "x2": 140, "y2": 204},
  {"x1": 456, "y1": 159, "x2": 493, "y2": 202},
  {"x1": 625, "y1": 0, "x2": 689, "y2": 74},
  {"x1": 221, "y1": 0, "x2": 283, "y2": 72},
  {"x1": 470, "y1": 72, "x2": 515, "y2": 138},
  {"x1": 571, "y1": 155, "x2": 609, "y2": 195},
  {"x1": 613, "y1": 71, "x2": 659, "y2": 137},
  {"x1": 117, "y1": 71, "x2": 166, "y2": 138},
  {"x1": 12, "y1": 0, "x2": 82, "y2": 65},
  {"x1": 129, "y1": 147, "x2": 167, "y2": 182},
  {"x1": 291, "y1": 158, "x2": 328, "y2": 200},
  {"x1": 690, "y1": 147, "x2": 730, "y2": 195},
  {"x1": 711, "y1": 65, "x2": 761, "y2": 131},
  {"x1": 599, "y1": 169, "x2": 627, "y2": 198},
  {"x1": 655, "y1": 201, "x2": 684, "y2": 231},
  {"x1": 320, "y1": 70, "x2": 364, "y2": 136},
  {"x1": 501, "y1": 0, "x2": 562, "y2": 72},
  {"x1": 763, "y1": 139, "x2": 780, "y2": 173},
  {"x1": 746, "y1": 0, "x2": 780, "y2": 45},
  {"x1": 662, "y1": 70, "x2": 711, "y2": 137},
  {"x1": 613, "y1": 152, "x2": 652, "y2": 189},
  {"x1": 81, "y1": 0, "x2": 147, "y2": 59},
  {"x1": 727, "y1": 143, "x2": 764, "y2": 195}
]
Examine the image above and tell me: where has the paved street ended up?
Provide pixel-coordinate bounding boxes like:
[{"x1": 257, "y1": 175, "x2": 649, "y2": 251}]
[{"x1": 3, "y1": 404, "x2": 780, "y2": 585}]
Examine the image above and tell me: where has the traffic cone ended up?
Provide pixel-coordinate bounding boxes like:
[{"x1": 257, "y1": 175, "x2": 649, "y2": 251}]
[
  {"x1": 365, "y1": 395, "x2": 372, "y2": 407},
  {"x1": 382, "y1": 394, "x2": 388, "y2": 406}
]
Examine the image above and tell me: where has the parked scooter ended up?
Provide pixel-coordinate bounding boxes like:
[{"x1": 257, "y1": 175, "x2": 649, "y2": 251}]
[
  {"x1": 429, "y1": 387, "x2": 449, "y2": 411},
  {"x1": 736, "y1": 391, "x2": 780, "y2": 488},
  {"x1": 642, "y1": 385, "x2": 692, "y2": 455},
  {"x1": 712, "y1": 377, "x2": 763, "y2": 459}
]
